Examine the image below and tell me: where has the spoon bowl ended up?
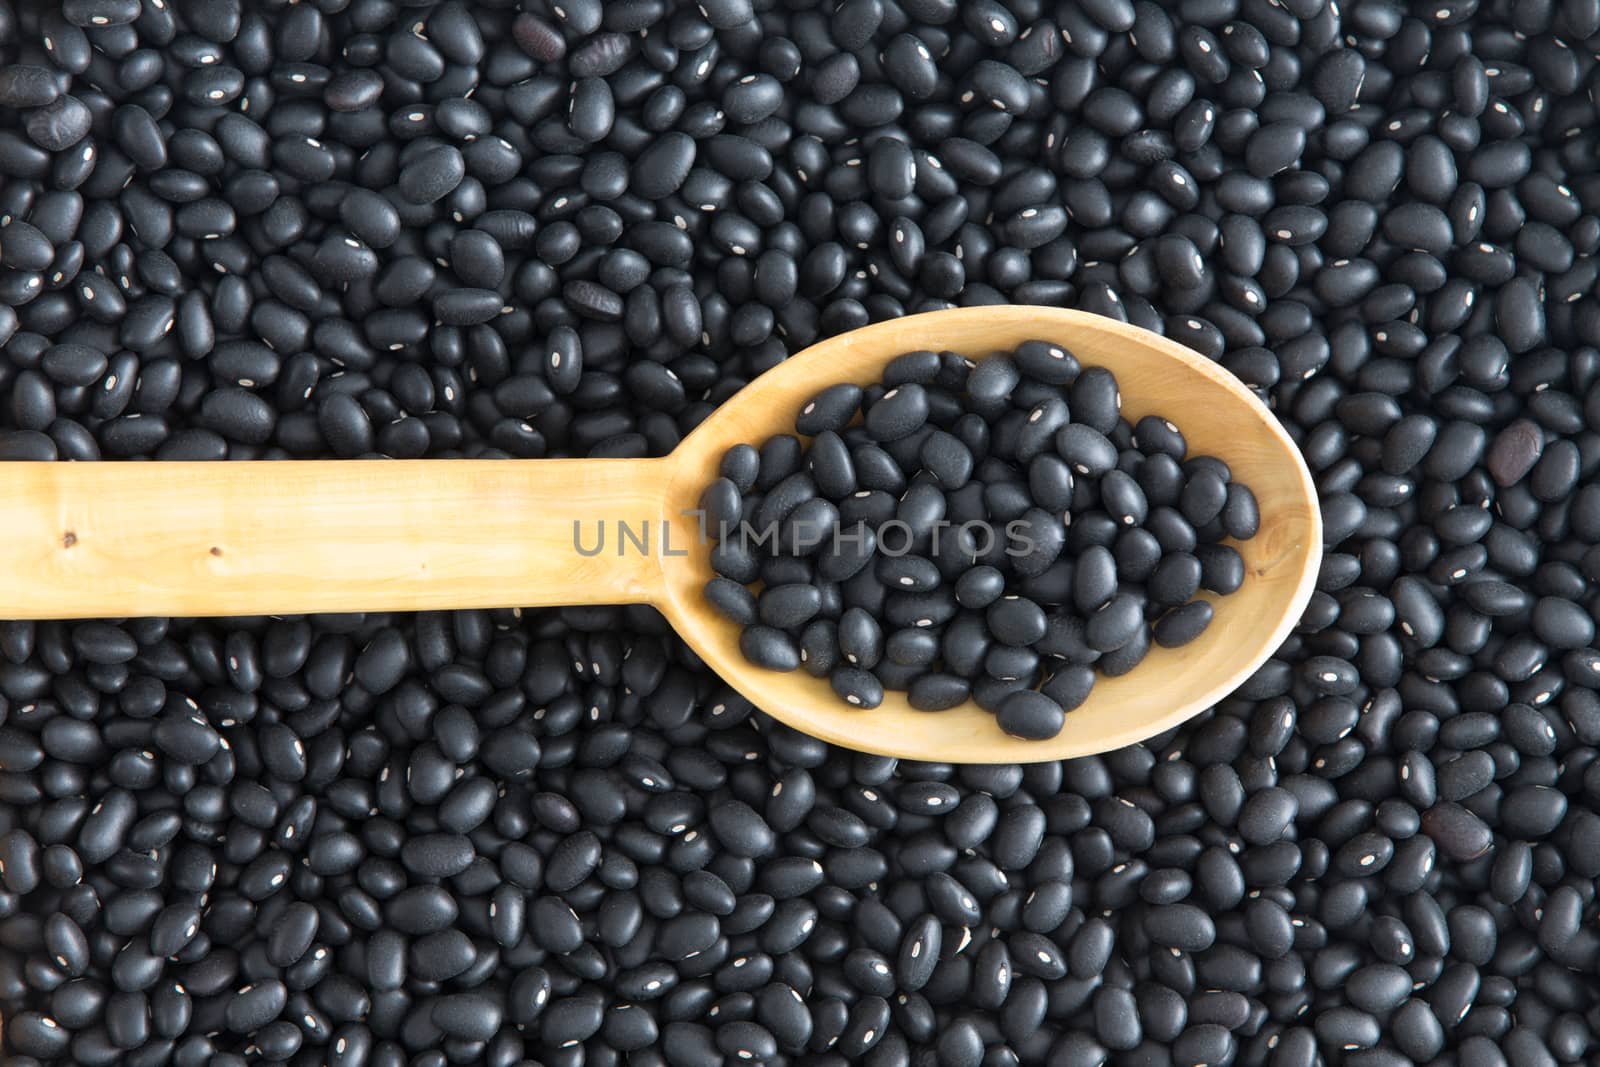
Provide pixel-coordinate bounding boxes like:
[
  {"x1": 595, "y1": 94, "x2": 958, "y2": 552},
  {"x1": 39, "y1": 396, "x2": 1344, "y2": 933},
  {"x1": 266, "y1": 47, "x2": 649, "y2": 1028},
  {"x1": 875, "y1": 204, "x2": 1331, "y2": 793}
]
[
  {"x1": 0, "y1": 307, "x2": 1319, "y2": 761},
  {"x1": 658, "y1": 306, "x2": 1321, "y2": 761}
]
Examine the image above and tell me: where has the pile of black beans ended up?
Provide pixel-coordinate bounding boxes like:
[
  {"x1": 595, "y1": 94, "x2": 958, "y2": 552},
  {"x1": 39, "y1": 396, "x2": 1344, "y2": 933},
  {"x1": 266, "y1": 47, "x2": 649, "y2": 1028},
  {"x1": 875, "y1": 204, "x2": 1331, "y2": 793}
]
[
  {"x1": 703, "y1": 342, "x2": 1259, "y2": 739},
  {"x1": 2, "y1": 0, "x2": 1600, "y2": 1064}
]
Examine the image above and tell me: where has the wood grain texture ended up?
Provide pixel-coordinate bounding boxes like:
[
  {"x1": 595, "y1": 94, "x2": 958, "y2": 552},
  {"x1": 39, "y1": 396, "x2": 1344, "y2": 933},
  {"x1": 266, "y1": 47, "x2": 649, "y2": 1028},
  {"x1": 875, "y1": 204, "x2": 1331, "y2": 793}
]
[
  {"x1": 656, "y1": 306, "x2": 1322, "y2": 762},
  {"x1": 0, "y1": 307, "x2": 1319, "y2": 763},
  {"x1": 0, "y1": 458, "x2": 671, "y2": 617}
]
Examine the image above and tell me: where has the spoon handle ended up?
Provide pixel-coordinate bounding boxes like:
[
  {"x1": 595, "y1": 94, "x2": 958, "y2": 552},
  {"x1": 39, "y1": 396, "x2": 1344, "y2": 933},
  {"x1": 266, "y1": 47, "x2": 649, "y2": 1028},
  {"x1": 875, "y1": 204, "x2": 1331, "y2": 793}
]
[{"x1": 0, "y1": 459, "x2": 675, "y2": 619}]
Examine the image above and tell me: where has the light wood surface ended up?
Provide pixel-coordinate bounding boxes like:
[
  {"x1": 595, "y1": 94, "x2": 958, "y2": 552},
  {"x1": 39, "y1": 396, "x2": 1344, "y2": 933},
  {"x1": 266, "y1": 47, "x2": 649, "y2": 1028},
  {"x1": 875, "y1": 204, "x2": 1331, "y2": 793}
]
[
  {"x1": 0, "y1": 307, "x2": 1319, "y2": 762},
  {"x1": 0, "y1": 458, "x2": 671, "y2": 616}
]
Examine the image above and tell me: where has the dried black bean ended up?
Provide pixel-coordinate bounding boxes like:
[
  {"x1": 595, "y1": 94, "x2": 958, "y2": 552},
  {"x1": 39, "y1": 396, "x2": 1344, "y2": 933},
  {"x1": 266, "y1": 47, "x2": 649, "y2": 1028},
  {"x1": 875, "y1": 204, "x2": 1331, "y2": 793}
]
[
  {"x1": 397, "y1": 145, "x2": 465, "y2": 206},
  {"x1": 996, "y1": 690, "x2": 1065, "y2": 740}
]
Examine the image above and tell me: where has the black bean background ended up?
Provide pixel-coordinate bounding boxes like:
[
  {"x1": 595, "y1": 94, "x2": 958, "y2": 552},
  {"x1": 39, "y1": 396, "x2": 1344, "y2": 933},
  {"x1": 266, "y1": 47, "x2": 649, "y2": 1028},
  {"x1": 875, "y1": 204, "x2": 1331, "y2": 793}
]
[{"x1": 2, "y1": 0, "x2": 1600, "y2": 1066}]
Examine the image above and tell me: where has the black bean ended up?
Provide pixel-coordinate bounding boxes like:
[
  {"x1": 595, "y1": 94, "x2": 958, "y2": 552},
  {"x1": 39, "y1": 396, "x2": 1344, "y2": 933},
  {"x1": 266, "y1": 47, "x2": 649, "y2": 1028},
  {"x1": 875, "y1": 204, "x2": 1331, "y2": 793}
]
[
  {"x1": 1421, "y1": 802, "x2": 1494, "y2": 860},
  {"x1": 986, "y1": 596, "x2": 1048, "y2": 647},
  {"x1": 397, "y1": 145, "x2": 465, "y2": 205},
  {"x1": 795, "y1": 383, "x2": 862, "y2": 436},
  {"x1": 1499, "y1": 785, "x2": 1567, "y2": 838},
  {"x1": 705, "y1": 577, "x2": 758, "y2": 626},
  {"x1": 907, "y1": 673, "x2": 971, "y2": 711},
  {"x1": 759, "y1": 584, "x2": 823, "y2": 631},
  {"x1": 0, "y1": 219, "x2": 55, "y2": 274},
  {"x1": 1195, "y1": 543, "x2": 1245, "y2": 595},
  {"x1": 428, "y1": 992, "x2": 502, "y2": 1043},
  {"x1": 947, "y1": 566, "x2": 1000, "y2": 610},
  {"x1": 1058, "y1": 424, "x2": 1119, "y2": 477},
  {"x1": 996, "y1": 690, "x2": 1065, "y2": 740},
  {"x1": 1217, "y1": 483, "x2": 1258, "y2": 538},
  {"x1": 0, "y1": 63, "x2": 61, "y2": 109},
  {"x1": 226, "y1": 979, "x2": 288, "y2": 1033},
  {"x1": 1036, "y1": 664, "x2": 1090, "y2": 711},
  {"x1": 865, "y1": 383, "x2": 930, "y2": 441},
  {"x1": 831, "y1": 666, "x2": 884, "y2": 709},
  {"x1": 24, "y1": 94, "x2": 93, "y2": 152},
  {"x1": 1083, "y1": 594, "x2": 1142, "y2": 652}
]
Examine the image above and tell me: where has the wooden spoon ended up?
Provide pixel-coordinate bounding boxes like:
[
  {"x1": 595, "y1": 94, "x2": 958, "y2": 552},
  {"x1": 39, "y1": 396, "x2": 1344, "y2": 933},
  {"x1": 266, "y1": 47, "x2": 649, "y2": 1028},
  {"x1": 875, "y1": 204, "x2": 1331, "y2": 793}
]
[{"x1": 0, "y1": 306, "x2": 1320, "y2": 762}]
